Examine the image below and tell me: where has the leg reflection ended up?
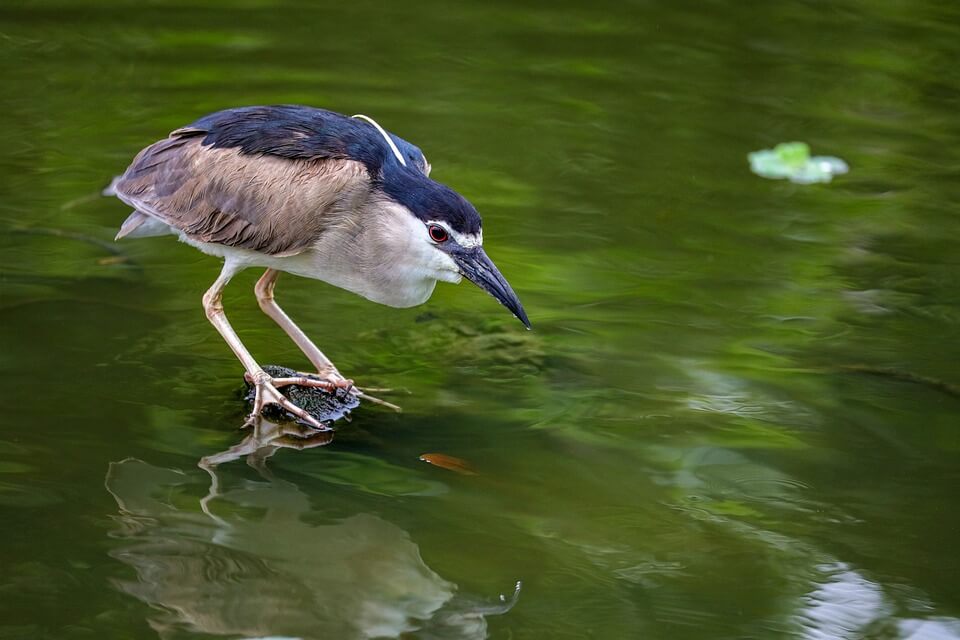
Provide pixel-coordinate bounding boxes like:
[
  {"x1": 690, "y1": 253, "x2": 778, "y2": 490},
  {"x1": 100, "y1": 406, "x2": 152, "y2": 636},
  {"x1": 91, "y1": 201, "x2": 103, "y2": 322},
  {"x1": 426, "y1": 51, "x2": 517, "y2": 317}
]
[{"x1": 198, "y1": 415, "x2": 334, "y2": 522}]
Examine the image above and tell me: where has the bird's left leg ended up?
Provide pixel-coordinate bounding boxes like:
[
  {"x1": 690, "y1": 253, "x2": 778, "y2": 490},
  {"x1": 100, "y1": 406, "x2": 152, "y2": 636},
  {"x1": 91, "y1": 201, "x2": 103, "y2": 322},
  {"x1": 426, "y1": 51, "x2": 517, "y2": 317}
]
[
  {"x1": 254, "y1": 269, "x2": 400, "y2": 410},
  {"x1": 254, "y1": 269, "x2": 348, "y2": 382}
]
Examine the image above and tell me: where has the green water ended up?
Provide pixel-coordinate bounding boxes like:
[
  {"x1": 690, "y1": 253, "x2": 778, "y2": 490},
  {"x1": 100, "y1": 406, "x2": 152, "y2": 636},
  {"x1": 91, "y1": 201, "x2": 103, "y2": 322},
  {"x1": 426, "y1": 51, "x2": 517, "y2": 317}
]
[{"x1": 2, "y1": 1, "x2": 960, "y2": 638}]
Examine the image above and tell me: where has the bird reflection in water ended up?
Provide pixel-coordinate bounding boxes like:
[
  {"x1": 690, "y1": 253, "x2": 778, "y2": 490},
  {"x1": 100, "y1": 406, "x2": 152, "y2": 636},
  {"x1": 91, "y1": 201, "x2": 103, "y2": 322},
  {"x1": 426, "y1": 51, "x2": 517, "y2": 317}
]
[
  {"x1": 198, "y1": 415, "x2": 336, "y2": 521},
  {"x1": 105, "y1": 419, "x2": 519, "y2": 640}
]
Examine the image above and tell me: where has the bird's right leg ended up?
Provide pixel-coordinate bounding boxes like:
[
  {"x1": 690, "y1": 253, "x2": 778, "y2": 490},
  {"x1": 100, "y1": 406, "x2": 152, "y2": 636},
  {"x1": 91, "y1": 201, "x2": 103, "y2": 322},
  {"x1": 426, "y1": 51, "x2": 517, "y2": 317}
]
[{"x1": 203, "y1": 264, "x2": 328, "y2": 429}]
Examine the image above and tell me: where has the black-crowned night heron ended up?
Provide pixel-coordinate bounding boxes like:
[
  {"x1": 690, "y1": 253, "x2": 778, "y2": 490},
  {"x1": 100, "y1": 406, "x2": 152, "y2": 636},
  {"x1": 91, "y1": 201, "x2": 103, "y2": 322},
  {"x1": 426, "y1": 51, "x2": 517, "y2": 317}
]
[{"x1": 109, "y1": 105, "x2": 529, "y2": 428}]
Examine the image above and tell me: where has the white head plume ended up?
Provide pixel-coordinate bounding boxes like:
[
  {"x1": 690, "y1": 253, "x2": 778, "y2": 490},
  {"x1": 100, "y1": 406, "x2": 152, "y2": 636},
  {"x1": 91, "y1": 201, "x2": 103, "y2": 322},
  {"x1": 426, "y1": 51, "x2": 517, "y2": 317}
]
[{"x1": 352, "y1": 114, "x2": 407, "y2": 167}]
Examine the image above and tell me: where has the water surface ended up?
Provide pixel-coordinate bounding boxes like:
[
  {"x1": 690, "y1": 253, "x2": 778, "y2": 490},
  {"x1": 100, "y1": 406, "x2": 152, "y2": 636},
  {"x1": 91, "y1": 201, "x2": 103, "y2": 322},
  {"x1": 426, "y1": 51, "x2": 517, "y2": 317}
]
[{"x1": 2, "y1": 1, "x2": 959, "y2": 638}]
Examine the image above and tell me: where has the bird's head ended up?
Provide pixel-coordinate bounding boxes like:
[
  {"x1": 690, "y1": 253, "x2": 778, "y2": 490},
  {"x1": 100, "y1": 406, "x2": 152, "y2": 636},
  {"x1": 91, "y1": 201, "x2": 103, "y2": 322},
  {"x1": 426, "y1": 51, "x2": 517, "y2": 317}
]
[{"x1": 380, "y1": 169, "x2": 531, "y2": 329}]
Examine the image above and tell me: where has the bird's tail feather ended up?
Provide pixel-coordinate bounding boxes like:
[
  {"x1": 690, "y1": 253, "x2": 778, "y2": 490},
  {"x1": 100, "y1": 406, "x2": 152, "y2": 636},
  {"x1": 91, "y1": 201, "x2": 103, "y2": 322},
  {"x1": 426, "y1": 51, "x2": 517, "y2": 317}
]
[
  {"x1": 115, "y1": 210, "x2": 173, "y2": 240},
  {"x1": 102, "y1": 175, "x2": 121, "y2": 197}
]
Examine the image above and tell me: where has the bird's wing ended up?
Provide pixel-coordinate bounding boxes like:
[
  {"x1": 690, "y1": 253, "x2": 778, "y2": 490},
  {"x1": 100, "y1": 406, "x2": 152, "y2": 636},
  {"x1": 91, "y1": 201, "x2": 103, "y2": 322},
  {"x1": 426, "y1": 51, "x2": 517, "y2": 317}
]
[
  {"x1": 113, "y1": 105, "x2": 430, "y2": 256},
  {"x1": 184, "y1": 105, "x2": 431, "y2": 176},
  {"x1": 112, "y1": 114, "x2": 372, "y2": 257}
]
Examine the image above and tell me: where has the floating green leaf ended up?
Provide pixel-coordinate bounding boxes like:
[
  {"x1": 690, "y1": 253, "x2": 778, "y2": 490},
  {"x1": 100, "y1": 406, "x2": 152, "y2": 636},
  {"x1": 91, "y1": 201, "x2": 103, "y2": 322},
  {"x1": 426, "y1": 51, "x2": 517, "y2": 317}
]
[{"x1": 748, "y1": 141, "x2": 849, "y2": 184}]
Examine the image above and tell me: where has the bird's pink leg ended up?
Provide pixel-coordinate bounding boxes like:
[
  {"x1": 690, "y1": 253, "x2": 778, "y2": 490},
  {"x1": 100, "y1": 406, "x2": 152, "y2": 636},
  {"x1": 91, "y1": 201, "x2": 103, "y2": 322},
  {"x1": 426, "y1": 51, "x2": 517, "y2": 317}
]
[
  {"x1": 254, "y1": 268, "x2": 342, "y2": 377},
  {"x1": 203, "y1": 264, "x2": 326, "y2": 428},
  {"x1": 254, "y1": 269, "x2": 400, "y2": 411}
]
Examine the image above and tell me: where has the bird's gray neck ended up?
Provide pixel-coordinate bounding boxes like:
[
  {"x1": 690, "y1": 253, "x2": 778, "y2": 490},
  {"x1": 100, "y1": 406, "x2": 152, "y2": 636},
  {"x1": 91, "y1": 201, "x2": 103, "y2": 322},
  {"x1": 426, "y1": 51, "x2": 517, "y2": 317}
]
[{"x1": 306, "y1": 197, "x2": 458, "y2": 308}]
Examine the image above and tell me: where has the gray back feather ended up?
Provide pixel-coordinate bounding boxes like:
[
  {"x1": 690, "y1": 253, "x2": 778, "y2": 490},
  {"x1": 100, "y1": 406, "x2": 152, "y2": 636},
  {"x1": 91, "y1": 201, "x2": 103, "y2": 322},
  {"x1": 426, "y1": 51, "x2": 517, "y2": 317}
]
[{"x1": 112, "y1": 132, "x2": 371, "y2": 256}]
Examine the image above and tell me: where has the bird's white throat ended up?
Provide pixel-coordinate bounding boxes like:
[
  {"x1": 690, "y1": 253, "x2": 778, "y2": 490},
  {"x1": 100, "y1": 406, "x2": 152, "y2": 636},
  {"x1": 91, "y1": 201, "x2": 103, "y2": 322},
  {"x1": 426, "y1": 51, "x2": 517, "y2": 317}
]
[
  {"x1": 176, "y1": 201, "x2": 467, "y2": 310},
  {"x1": 307, "y1": 201, "x2": 463, "y2": 308}
]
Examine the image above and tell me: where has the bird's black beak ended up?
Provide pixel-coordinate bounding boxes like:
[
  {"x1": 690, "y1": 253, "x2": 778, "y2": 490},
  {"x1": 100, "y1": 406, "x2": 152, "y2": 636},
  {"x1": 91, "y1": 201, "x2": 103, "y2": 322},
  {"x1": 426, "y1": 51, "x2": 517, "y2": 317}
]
[{"x1": 452, "y1": 247, "x2": 531, "y2": 329}]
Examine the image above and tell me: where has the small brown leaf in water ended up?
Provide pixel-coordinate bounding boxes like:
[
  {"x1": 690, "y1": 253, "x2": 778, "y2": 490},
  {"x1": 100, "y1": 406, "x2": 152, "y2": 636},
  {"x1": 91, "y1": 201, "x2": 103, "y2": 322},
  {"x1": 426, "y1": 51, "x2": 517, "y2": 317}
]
[
  {"x1": 97, "y1": 255, "x2": 129, "y2": 266},
  {"x1": 419, "y1": 453, "x2": 477, "y2": 475}
]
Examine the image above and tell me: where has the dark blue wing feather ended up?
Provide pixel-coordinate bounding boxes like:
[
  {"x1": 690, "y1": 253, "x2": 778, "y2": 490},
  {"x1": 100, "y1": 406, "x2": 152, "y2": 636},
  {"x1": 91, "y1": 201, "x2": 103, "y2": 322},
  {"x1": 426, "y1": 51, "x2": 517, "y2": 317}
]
[{"x1": 177, "y1": 105, "x2": 429, "y2": 177}]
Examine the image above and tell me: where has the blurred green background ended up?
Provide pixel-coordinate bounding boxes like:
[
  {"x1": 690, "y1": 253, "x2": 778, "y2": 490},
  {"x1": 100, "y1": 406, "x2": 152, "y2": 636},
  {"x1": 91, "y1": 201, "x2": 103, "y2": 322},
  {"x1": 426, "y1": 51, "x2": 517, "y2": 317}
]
[{"x1": 1, "y1": 1, "x2": 959, "y2": 638}]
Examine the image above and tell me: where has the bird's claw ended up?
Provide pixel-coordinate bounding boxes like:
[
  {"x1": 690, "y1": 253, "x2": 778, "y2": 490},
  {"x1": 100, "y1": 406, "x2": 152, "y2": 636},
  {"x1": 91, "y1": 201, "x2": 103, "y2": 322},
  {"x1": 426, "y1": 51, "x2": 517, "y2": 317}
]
[
  {"x1": 354, "y1": 391, "x2": 402, "y2": 412},
  {"x1": 275, "y1": 375, "x2": 352, "y2": 394},
  {"x1": 243, "y1": 373, "x2": 330, "y2": 430},
  {"x1": 291, "y1": 369, "x2": 400, "y2": 411},
  {"x1": 293, "y1": 370, "x2": 356, "y2": 393}
]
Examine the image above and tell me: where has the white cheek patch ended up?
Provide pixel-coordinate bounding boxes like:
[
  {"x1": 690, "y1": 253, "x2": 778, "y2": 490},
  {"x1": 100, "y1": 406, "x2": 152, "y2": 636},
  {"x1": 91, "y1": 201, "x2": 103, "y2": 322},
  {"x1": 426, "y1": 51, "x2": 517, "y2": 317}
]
[
  {"x1": 426, "y1": 220, "x2": 483, "y2": 248},
  {"x1": 383, "y1": 207, "x2": 462, "y2": 279},
  {"x1": 433, "y1": 253, "x2": 463, "y2": 283}
]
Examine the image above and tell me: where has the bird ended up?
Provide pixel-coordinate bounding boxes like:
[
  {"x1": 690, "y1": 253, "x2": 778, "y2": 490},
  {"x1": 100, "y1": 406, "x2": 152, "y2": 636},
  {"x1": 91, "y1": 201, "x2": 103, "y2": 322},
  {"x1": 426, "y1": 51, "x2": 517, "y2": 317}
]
[{"x1": 108, "y1": 105, "x2": 530, "y2": 429}]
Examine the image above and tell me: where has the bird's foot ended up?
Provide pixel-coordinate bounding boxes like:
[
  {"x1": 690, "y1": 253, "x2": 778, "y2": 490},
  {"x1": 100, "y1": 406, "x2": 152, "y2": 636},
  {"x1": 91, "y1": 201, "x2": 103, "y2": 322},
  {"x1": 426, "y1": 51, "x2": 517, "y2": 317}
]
[
  {"x1": 354, "y1": 390, "x2": 402, "y2": 412},
  {"x1": 295, "y1": 368, "x2": 402, "y2": 412},
  {"x1": 278, "y1": 373, "x2": 356, "y2": 393},
  {"x1": 246, "y1": 370, "x2": 354, "y2": 393},
  {"x1": 243, "y1": 370, "x2": 333, "y2": 430}
]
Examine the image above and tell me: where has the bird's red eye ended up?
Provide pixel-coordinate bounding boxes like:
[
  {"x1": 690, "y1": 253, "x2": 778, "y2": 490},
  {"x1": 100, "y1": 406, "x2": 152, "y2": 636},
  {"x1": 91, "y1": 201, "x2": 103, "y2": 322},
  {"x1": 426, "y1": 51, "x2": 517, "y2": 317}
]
[{"x1": 428, "y1": 224, "x2": 449, "y2": 243}]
